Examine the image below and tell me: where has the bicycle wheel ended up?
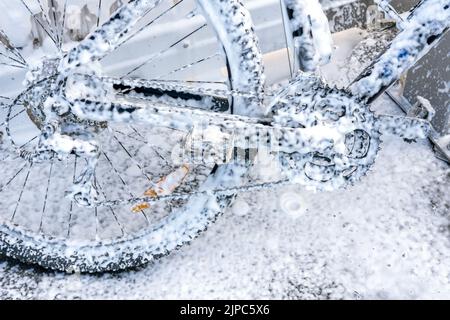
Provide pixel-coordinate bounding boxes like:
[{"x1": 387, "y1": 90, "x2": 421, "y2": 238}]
[{"x1": 0, "y1": 0, "x2": 265, "y2": 272}]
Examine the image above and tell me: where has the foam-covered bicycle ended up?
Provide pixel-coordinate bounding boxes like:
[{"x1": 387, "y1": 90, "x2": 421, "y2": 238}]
[{"x1": 0, "y1": 0, "x2": 448, "y2": 272}]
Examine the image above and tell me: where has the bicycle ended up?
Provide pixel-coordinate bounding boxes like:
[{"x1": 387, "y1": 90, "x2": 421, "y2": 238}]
[{"x1": 0, "y1": 0, "x2": 448, "y2": 272}]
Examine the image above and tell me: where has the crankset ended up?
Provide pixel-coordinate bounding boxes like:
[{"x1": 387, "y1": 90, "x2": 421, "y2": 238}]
[
  {"x1": 7, "y1": 53, "x2": 433, "y2": 208},
  {"x1": 60, "y1": 72, "x2": 432, "y2": 201}
]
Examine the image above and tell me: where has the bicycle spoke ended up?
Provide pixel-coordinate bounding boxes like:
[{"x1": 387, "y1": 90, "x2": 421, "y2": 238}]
[
  {"x1": 104, "y1": 0, "x2": 185, "y2": 58},
  {"x1": 48, "y1": 0, "x2": 61, "y2": 48},
  {"x1": 19, "y1": 0, "x2": 59, "y2": 49},
  {"x1": 279, "y1": 0, "x2": 293, "y2": 78},
  {"x1": 94, "y1": 195, "x2": 99, "y2": 238},
  {"x1": 96, "y1": 179, "x2": 126, "y2": 237},
  {"x1": 19, "y1": 135, "x2": 38, "y2": 149},
  {"x1": 112, "y1": 133, "x2": 152, "y2": 181},
  {"x1": 0, "y1": 135, "x2": 39, "y2": 164},
  {"x1": 0, "y1": 162, "x2": 28, "y2": 193},
  {"x1": 1, "y1": 102, "x2": 21, "y2": 109},
  {"x1": 10, "y1": 162, "x2": 33, "y2": 222},
  {"x1": 0, "y1": 29, "x2": 27, "y2": 65},
  {"x1": 123, "y1": 23, "x2": 207, "y2": 77},
  {"x1": 154, "y1": 53, "x2": 221, "y2": 80},
  {"x1": 62, "y1": 0, "x2": 164, "y2": 70},
  {"x1": 0, "y1": 52, "x2": 26, "y2": 66},
  {"x1": 38, "y1": 161, "x2": 54, "y2": 232},
  {"x1": 129, "y1": 125, "x2": 172, "y2": 167},
  {"x1": 96, "y1": 0, "x2": 102, "y2": 27},
  {"x1": 148, "y1": 79, "x2": 226, "y2": 85},
  {"x1": 36, "y1": 0, "x2": 59, "y2": 46},
  {"x1": 1, "y1": 109, "x2": 26, "y2": 127},
  {"x1": 114, "y1": 128, "x2": 172, "y2": 168},
  {"x1": 0, "y1": 62, "x2": 26, "y2": 69},
  {"x1": 59, "y1": 0, "x2": 68, "y2": 48},
  {"x1": 102, "y1": 151, "x2": 150, "y2": 223},
  {"x1": 114, "y1": 129, "x2": 146, "y2": 144},
  {"x1": 67, "y1": 155, "x2": 78, "y2": 237},
  {"x1": 36, "y1": 0, "x2": 53, "y2": 27}
]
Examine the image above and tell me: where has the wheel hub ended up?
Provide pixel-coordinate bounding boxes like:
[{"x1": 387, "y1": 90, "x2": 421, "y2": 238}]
[{"x1": 22, "y1": 57, "x2": 107, "y2": 137}]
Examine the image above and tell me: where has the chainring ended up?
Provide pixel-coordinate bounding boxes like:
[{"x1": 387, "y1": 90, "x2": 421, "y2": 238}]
[{"x1": 270, "y1": 74, "x2": 382, "y2": 191}]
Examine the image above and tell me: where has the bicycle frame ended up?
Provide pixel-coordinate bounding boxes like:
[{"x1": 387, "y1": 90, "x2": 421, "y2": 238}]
[
  {"x1": 10, "y1": 0, "x2": 450, "y2": 204},
  {"x1": 1, "y1": 0, "x2": 449, "y2": 273}
]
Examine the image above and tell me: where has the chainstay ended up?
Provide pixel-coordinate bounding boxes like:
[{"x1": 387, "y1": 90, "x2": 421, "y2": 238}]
[{"x1": 76, "y1": 73, "x2": 275, "y2": 101}]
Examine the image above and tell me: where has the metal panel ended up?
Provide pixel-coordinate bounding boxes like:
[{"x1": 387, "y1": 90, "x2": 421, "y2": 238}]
[
  {"x1": 403, "y1": 30, "x2": 450, "y2": 135},
  {"x1": 388, "y1": 0, "x2": 449, "y2": 135},
  {"x1": 390, "y1": 0, "x2": 418, "y2": 11},
  {"x1": 322, "y1": 0, "x2": 372, "y2": 32},
  {"x1": 323, "y1": 0, "x2": 449, "y2": 136}
]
